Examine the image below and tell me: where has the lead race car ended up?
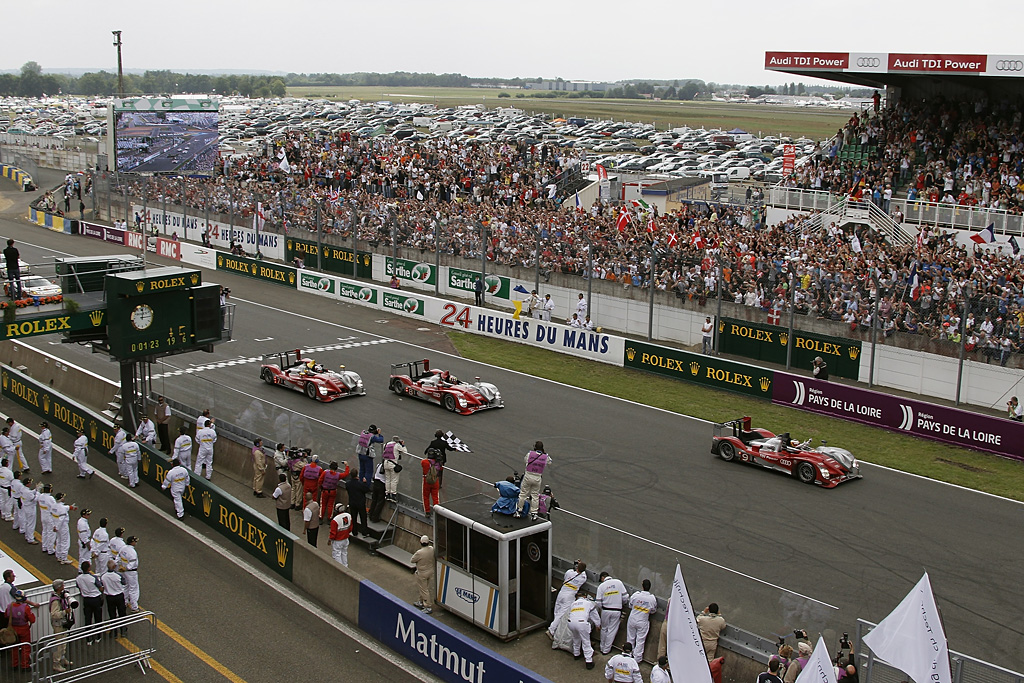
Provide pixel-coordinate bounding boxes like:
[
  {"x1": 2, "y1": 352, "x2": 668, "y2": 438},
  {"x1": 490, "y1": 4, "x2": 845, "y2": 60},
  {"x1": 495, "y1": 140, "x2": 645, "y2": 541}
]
[
  {"x1": 259, "y1": 349, "x2": 365, "y2": 402},
  {"x1": 711, "y1": 416, "x2": 861, "y2": 488},
  {"x1": 389, "y1": 359, "x2": 503, "y2": 415}
]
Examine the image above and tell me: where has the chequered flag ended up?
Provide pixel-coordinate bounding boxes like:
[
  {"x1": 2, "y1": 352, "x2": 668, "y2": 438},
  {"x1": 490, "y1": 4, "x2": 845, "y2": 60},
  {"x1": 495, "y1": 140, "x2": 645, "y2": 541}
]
[{"x1": 444, "y1": 431, "x2": 472, "y2": 453}]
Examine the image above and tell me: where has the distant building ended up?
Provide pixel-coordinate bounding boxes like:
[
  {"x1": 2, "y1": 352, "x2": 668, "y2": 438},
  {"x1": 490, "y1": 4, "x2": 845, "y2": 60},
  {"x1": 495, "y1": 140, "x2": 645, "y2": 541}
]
[{"x1": 538, "y1": 80, "x2": 614, "y2": 92}]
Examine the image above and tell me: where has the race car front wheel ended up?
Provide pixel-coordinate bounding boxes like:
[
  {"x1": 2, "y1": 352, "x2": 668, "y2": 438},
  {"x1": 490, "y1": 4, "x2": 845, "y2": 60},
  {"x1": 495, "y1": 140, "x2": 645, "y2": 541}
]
[
  {"x1": 718, "y1": 442, "x2": 736, "y2": 462},
  {"x1": 443, "y1": 394, "x2": 458, "y2": 412},
  {"x1": 305, "y1": 383, "x2": 319, "y2": 400},
  {"x1": 796, "y1": 461, "x2": 816, "y2": 484}
]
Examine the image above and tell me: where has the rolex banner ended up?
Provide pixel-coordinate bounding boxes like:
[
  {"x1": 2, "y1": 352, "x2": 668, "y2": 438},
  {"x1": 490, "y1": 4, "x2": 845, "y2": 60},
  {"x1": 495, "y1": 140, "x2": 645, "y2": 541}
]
[
  {"x1": 717, "y1": 317, "x2": 861, "y2": 380},
  {"x1": 285, "y1": 236, "x2": 372, "y2": 278},
  {"x1": 216, "y1": 252, "x2": 297, "y2": 289},
  {"x1": 0, "y1": 365, "x2": 295, "y2": 580},
  {"x1": 623, "y1": 340, "x2": 774, "y2": 399}
]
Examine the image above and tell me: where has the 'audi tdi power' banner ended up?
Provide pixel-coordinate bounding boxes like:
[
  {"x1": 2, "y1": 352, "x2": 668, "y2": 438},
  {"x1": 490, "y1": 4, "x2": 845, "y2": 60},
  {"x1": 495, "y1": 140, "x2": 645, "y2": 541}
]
[{"x1": 773, "y1": 371, "x2": 1022, "y2": 460}]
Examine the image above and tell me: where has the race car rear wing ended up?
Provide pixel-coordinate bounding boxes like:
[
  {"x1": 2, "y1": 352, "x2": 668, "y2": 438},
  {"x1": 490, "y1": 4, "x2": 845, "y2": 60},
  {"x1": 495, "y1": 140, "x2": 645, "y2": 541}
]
[
  {"x1": 264, "y1": 348, "x2": 303, "y2": 367},
  {"x1": 390, "y1": 359, "x2": 430, "y2": 378}
]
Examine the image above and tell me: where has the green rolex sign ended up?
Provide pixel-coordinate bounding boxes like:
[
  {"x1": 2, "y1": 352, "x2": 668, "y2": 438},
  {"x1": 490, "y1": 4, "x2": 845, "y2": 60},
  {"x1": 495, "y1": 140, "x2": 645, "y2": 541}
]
[
  {"x1": 717, "y1": 318, "x2": 861, "y2": 380},
  {"x1": 623, "y1": 340, "x2": 774, "y2": 399}
]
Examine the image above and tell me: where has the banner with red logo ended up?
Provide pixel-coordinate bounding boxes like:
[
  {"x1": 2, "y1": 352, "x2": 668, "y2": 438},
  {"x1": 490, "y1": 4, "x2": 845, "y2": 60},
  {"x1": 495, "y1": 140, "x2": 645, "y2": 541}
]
[
  {"x1": 888, "y1": 53, "x2": 986, "y2": 73},
  {"x1": 156, "y1": 238, "x2": 181, "y2": 260},
  {"x1": 782, "y1": 145, "x2": 796, "y2": 175}
]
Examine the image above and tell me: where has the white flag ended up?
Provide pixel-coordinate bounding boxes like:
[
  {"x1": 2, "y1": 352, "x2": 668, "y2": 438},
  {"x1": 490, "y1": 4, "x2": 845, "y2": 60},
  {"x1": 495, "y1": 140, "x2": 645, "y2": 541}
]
[
  {"x1": 666, "y1": 565, "x2": 712, "y2": 683},
  {"x1": 253, "y1": 202, "x2": 266, "y2": 232},
  {"x1": 795, "y1": 637, "x2": 838, "y2": 683},
  {"x1": 862, "y1": 573, "x2": 951, "y2": 683},
  {"x1": 278, "y1": 148, "x2": 291, "y2": 174},
  {"x1": 851, "y1": 233, "x2": 862, "y2": 253}
]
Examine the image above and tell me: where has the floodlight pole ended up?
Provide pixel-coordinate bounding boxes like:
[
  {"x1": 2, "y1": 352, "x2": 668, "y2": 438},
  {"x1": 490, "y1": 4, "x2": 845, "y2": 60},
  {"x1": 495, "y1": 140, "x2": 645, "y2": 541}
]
[
  {"x1": 868, "y1": 270, "x2": 880, "y2": 388},
  {"x1": 479, "y1": 220, "x2": 487, "y2": 305},
  {"x1": 112, "y1": 31, "x2": 124, "y2": 99},
  {"x1": 785, "y1": 268, "x2": 796, "y2": 370},
  {"x1": 433, "y1": 219, "x2": 440, "y2": 297},
  {"x1": 584, "y1": 230, "x2": 593, "y2": 318},
  {"x1": 647, "y1": 240, "x2": 657, "y2": 341},
  {"x1": 955, "y1": 283, "x2": 972, "y2": 406}
]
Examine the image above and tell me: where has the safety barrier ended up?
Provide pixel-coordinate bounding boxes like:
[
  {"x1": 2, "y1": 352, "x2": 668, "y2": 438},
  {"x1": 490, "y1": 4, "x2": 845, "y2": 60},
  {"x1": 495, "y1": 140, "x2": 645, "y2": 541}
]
[
  {"x1": 27, "y1": 207, "x2": 73, "y2": 234},
  {"x1": 0, "y1": 365, "x2": 297, "y2": 580},
  {"x1": 0, "y1": 163, "x2": 32, "y2": 190},
  {"x1": 856, "y1": 619, "x2": 1024, "y2": 683}
]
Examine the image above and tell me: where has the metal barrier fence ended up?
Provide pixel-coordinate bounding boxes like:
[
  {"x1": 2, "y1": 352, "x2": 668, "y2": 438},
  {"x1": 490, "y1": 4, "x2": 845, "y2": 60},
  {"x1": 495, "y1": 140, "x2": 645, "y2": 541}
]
[
  {"x1": 769, "y1": 185, "x2": 1024, "y2": 236},
  {"x1": 0, "y1": 582, "x2": 156, "y2": 682},
  {"x1": 856, "y1": 619, "x2": 1024, "y2": 683}
]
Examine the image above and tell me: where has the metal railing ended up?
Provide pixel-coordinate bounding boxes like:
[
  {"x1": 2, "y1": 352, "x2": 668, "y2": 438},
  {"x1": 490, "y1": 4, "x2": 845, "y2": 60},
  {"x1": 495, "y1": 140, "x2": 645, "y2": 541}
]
[
  {"x1": 34, "y1": 612, "x2": 156, "y2": 682},
  {"x1": 856, "y1": 619, "x2": 1024, "y2": 683},
  {"x1": 770, "y1": 186, "x2": 1024, "y2": 237}
]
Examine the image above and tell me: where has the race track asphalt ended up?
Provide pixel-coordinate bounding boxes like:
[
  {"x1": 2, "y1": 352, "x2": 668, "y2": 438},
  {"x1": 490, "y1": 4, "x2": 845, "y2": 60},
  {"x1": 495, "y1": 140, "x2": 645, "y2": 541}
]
[{"x1": 2, "y1": 175, "x2": 1023, "y2": 673}]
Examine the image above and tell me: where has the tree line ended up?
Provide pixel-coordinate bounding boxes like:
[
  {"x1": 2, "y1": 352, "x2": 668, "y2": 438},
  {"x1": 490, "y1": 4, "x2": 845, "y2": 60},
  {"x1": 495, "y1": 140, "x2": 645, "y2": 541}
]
[
  {"x1": 0, "y1": 62, "x2": 287, "y2": 98},
  {"x1": 0, "y1": 63, "x2": 870, "y2": 100}
]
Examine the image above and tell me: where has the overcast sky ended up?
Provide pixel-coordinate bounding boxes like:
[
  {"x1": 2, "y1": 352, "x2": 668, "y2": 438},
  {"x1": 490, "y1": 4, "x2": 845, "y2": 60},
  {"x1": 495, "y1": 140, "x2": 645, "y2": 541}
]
[{"x1": 3, "y1": 0, "x2": 1018, "y2": 86}]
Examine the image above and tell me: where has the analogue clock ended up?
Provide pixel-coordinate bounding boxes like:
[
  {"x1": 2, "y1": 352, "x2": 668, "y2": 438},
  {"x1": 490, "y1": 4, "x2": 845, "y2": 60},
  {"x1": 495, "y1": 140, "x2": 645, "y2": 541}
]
[{"x1": 130, "y1": 304, "x2": 154, "y2": 330}]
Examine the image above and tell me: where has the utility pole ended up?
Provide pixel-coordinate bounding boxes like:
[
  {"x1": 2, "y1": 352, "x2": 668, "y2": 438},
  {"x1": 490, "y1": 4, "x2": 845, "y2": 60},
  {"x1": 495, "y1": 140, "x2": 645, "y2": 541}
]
[{"x1": 112, "y1": 31, "x2": 124, "y2": 99}]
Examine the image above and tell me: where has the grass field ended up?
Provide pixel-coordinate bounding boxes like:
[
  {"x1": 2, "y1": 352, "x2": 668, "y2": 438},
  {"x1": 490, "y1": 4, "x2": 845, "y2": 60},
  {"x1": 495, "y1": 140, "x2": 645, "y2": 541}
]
[
  {"x1": 447, "y1": 332, "x2": 1024, "y2": 501},
  {"x1": 285, "y1": 85, "x2": 849, "y2": 140}
]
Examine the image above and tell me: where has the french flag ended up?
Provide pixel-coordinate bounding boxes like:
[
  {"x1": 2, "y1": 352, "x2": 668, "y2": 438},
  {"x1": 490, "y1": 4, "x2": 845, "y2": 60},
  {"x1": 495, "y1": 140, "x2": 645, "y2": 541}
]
[{"x1": 971, "y1": 223, "x2": 995, "y2": 245}]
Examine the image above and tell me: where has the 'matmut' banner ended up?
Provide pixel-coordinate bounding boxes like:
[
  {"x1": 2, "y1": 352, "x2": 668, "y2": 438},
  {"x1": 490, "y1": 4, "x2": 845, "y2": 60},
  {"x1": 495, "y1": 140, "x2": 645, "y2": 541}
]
[
  {"x1": 624, "y1": 340, "x2": 774, "y2": 398},
  {"x1": 358, "y1": 581, "x2": 552, "y2": 683},
  {"x1": 448, "y1": 267, "x2": 511, "y2": 300},
  {"x1": 216, "y1": 253, "x2": 297, "y2": 288},
  {"x1": 718, "y1": 317, "x2": 861, "y2": 380},
  {"x1": 384, "y1": 257, "x2": 437, "y2": 286},
  {"x1": 285, "y1": 236, "x2": 372, "y2": 278},
  {"x1": 773, "y1": 371, "x2": 1022, "y2": 460},
  {"x1": 0, "y1": 364, "x2": 296, "y2": 579}
]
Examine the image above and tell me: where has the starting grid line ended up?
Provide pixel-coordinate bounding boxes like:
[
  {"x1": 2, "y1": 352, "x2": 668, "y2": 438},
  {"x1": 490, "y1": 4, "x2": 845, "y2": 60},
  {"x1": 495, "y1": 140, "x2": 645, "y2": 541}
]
[{"x1": 151, "y1": 338, "x2": 393, "y2": 378}]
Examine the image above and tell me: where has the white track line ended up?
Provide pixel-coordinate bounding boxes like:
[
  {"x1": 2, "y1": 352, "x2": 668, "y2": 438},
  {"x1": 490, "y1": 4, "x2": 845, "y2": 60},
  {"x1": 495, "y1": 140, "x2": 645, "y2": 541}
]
[{"x1": 0, "y1": 411, "x2": 441, "y2": 683}]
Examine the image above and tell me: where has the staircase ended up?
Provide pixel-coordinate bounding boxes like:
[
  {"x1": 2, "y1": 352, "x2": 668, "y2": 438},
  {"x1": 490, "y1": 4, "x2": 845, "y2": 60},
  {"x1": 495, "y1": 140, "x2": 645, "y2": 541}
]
[{"x1": 102, "y1": 391, "x2": 123, "y2": 422}]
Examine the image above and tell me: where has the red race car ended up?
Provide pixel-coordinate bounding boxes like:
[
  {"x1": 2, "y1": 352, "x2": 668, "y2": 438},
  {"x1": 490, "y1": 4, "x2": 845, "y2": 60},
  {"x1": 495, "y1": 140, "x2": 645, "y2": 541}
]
[
  {"x1": 711, "y1": 416, "x2": 861, "y2": 488},
  {"x1": 389, "y1": 359, "x2": 503, "y2": 415},
  {"x1": 259, "y1": 349, "x2": 365, "y2": 402}
]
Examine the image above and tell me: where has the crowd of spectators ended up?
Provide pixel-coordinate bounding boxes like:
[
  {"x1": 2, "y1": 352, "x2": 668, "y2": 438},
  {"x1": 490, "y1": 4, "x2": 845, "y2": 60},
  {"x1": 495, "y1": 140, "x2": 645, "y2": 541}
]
[
  {"x1": 782, "y1": 95, "x2": 1024, "y2": 215},
  {"x1": 114, "y1": 123, "x2": 1024, "y2": 364}
]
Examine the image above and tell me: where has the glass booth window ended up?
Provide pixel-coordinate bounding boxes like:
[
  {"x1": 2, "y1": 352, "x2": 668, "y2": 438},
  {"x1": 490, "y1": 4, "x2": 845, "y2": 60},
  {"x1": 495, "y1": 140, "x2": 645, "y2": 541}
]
[
  {"x1": 439, "y1": 517, "x2": 467, "y2": 570},
  {"x1": 469, "y1": 530, "x2": 499, "y2": 585}
]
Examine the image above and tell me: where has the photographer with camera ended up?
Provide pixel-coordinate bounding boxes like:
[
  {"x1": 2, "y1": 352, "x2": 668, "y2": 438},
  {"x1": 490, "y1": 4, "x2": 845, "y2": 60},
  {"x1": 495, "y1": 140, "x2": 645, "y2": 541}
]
[
  {"x1": 835, "y1": 633, "x2": 858, "y2": 683},
  {"x1": 49, "y1": 579, "x2": 75, "y2": 672}
]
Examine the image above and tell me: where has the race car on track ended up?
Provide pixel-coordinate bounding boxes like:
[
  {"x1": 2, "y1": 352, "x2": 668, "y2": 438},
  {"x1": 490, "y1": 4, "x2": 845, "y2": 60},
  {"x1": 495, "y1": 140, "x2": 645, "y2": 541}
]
[
  {"x1": 711, "y1": 416, "x2": 861, "y2": 488},
  {"x1": 389, "y1": 359, "x2": 503, "y2": 415},
  {"x1": 259, "y1": 349, "x2": 365, "y2": 402}
]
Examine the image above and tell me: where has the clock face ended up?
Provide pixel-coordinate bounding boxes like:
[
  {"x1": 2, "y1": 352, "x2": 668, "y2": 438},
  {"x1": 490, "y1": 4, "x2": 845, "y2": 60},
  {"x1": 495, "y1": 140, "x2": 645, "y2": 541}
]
[{"x1": 130, "y1": 304, "x2": 154, "y2": 330}]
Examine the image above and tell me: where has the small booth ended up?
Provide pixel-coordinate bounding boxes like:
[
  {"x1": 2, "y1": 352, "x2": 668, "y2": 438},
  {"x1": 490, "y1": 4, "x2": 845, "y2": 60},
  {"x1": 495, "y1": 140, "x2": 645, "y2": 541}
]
[{"x1": 433, "y1": 494, "x2": 552, "y2": 640}]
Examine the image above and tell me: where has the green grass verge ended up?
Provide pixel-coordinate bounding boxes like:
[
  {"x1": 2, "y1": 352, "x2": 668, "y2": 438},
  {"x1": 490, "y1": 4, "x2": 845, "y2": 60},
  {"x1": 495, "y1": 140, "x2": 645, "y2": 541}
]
[
  {"x1": 285, "y1": 86, "x2": 848, "y2": 139},
  {"x1": 448, "y1": 332, "x2": 1024, "y2": 501}
]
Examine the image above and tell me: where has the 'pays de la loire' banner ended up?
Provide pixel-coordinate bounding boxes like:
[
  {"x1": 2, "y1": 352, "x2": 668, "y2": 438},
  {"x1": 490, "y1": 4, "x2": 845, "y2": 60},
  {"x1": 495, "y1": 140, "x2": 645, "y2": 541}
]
[
  {"x1": 773, "y1": 372, "x2": 1022, "y2": 460},
  {"x1": 718, "y1": 317, "x2": 861, "y2": 381},
  {"x1": 623, "y1": 339, "x2": 774, "y2": 399}
]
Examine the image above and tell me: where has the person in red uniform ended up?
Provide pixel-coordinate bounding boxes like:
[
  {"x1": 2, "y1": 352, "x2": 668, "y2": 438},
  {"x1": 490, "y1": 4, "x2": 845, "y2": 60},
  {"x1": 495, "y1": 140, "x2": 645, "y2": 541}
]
[
  {"x1": 421, "y1": 448, "x2": 442, "y2": 515},
  {"x1": 6, "y1": 594, "x2": 35, "y2": 669},
  {"x1": 300, "y1": 455, "x2": 324, "y2": 507},
  {"x1": 317, "y1": 461, "x2": 349, "y2": 524}
]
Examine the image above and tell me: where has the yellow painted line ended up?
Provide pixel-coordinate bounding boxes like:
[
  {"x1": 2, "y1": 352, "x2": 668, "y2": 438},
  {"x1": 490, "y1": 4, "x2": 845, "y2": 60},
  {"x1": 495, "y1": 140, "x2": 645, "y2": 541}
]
[
  {"x1": 154, "y1": 620, "x2": 247, "y2": 683},
  {"x1": 119, "y1": 636, "x2": 183, "y2": 683},
  {"x1": 0, "y1": 539, "x2": 247, "y2": 683}
]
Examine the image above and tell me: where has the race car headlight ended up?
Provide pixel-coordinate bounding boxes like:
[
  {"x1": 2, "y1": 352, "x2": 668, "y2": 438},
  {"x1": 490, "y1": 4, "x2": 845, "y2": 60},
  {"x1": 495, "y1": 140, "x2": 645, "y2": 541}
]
[
  {"x1": 818, "y1": 466, "x2": 830, "y2": 478},
  {"x1": 356, "y1": 379, "x2": 363, "y2": 387},
  {"x1": 458, "y1": 397, "x2": 468, "y2": 407},
  {"x1": 318, "y1": 386, "x2": 328, "y2": 395}
]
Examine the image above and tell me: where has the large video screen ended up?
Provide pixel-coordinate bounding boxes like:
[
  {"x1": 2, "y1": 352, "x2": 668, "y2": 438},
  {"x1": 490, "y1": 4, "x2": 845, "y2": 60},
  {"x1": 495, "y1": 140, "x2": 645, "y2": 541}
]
[{"x1": 112, "y1": 98, "x2": 219, "y2": 174}]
